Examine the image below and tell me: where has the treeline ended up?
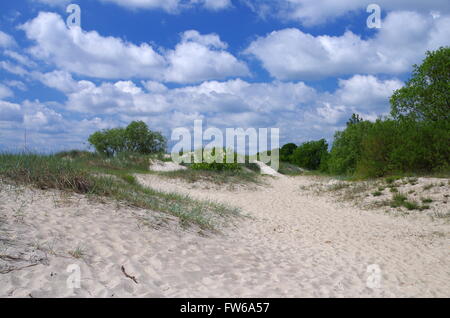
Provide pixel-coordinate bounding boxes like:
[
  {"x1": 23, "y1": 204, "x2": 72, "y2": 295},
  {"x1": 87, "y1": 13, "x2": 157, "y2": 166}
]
[{"x1": 280, "y1": 47, "x2": 450, "y2": 177}]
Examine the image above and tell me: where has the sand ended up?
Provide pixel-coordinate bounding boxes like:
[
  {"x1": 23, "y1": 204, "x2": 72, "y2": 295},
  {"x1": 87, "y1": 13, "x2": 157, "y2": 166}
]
[{"x1": 0, "y1": 175, "x2": 449, "y2": 298}]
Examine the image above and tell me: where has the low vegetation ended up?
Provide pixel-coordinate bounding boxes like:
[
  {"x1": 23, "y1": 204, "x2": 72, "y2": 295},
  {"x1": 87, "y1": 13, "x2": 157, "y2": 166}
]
[{"x1": 0, "y1": 152, "x2": 240, "y2": 230}]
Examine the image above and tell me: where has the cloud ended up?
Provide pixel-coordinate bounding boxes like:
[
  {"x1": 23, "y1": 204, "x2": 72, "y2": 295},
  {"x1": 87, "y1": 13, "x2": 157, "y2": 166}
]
[
  {"x1": 98, "y1": 0, "x2": 231, "y2": 12},
  {"x1": 0, "y1": 31, "x2": 16, "y2": 47},
  {"x1": 245, "y1": 11, "x2": 450, "y2": 80},
  {"x1": 1, "y1": 72, "x2": 403, "y2": 150},
  {"x1": 0, "y1": 100, "x2": 22, "y2": 122},
  {"x1": 3, "y1": 50, "x2": 37, "y2": 68},
  {"x1": 0, "y1": 84, "x2": 14, "y2": 99},
  {"x1": 20, "y1": 12, "x2": 167, "y2": 80},
  {"x1": 192, "y1": 0, "x2": 232, "y2": 11},
  {"x1": 164, "y1": 30, "x2": 249, "y2": 83},
  {"x1": 0, "y1": 61, "x2": 29, "y2": 76},
  {"x1": 3, "y1": 80, "x2": 27, "y2": 91},
  {"x1": 245, "y1": 0, "x2": 450, "y2": 26},
  {"x1": 20, "y1": 12, "x2": 248, "y2": 83}
]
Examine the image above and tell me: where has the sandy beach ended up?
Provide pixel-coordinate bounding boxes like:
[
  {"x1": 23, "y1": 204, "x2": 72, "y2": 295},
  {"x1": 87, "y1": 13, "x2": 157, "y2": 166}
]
[{"x1": 0, "y1": 174, "x2": 449, "y2": 297}]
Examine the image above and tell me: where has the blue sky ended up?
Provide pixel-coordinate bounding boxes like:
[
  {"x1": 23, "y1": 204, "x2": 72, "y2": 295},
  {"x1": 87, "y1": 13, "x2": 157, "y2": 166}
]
[{"x1": 0, "y1": 0, "x2": 449, "y2": 152}]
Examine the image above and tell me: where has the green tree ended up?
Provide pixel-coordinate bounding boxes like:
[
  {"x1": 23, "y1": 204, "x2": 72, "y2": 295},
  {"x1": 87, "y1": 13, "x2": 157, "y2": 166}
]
[
  {"x1": 346, "y1": 113, "x2": 363, "y2": 126},
  {"x1": 327, "y1": 116, "x2": 373, "y2": 175},
  {"x1": 291, "y1": 139, "x2": 329, "y2": 170},
  {"x1": 280, "y1": 143, "x2": 297, "y2": 162},
  {"x1": 390, "y1": 47, "x2": 450, "y2": 122},
  {"x1": 88, "y1": 121, "x2": 166, "y2": 156},
  {"x1": 125, "y1": 121, "x2": 166, "y2": 154}
]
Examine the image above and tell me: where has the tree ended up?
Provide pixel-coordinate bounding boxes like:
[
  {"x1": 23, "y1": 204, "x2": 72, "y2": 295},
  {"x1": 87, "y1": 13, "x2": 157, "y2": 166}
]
[
  {"x1": 346, "y1": 113, "x2": 363, "y2": 126},
  {"x1": 280, "y1": 143, "x2": 297, "y2": 162},
  {"x1": 88, "y1": 121, "x2": 166, "y2": 156},
  {"x1": 125, "y1": 121, "x2": 166, "y2": 154},
  {"x1": 390, "y1": 47, "x2": 450, "y2": 122},
  {"x1": 291, "y1": 139, "x2": 329, "y2": 170},
  {"x1": 327, "y1": 116, "x2": 373, "y2": 175}
]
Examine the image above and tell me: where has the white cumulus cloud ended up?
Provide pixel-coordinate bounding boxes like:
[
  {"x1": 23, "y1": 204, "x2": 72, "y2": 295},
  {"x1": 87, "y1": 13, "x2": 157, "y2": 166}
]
[
  {"x1": 20, "y1": 12, "x2": 248, "y2": 83},
  {"x1": 245, "y1": 11, "x2": 450, "y2": 80}
]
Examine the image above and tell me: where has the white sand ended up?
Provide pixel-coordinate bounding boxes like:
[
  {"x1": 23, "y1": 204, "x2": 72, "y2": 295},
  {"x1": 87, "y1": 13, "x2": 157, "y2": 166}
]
[
  {"x1": 254, "y1": 161, "x2": 282, "y2": 176},
  {"x1": 0, "y1": 176, "x2": 449, "y2": 298}
]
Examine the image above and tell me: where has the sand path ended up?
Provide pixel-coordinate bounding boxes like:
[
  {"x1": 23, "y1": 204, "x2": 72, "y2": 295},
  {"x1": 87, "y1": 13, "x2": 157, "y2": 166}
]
[
  {"x1": 135, "y1": 175, "x2": 449, "y2": 297},
  {"x1": 0, "y1": 175, "x2": 448, "y2": 297}
]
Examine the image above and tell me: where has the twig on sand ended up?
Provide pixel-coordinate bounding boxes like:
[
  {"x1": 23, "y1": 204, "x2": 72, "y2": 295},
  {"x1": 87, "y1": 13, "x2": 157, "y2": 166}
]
[
  {"x1": 121, "y1": 265, "x2": 138, "y2": 284},
  {"x1": 0, "y1": 263, "x2": 39, "y2": 274}
]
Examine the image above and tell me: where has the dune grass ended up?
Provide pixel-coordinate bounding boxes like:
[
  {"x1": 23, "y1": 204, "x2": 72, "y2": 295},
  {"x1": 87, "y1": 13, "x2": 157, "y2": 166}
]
[
  {"x1": 157, "y1": 167, "x2": 261, "y2": 185},
  {"x1": 0, "y1": 152, "x2": 240, "y2": 230}
]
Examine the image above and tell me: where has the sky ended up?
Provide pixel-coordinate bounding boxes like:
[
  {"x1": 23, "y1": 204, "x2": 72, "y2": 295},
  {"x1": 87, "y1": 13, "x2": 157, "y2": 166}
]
[{"x1": 0, "y1": 0, "x2": 449, "y2": 153}]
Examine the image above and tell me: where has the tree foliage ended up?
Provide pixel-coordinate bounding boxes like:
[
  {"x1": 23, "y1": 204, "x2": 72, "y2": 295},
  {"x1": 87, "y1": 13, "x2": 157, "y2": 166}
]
[
  {"x1": 390, "y1": 47, "x2": 450, "y2": 122},
  {"x1": 291, "y1": 139, "x2": 329, "y2": 171},
  {"x1": 280, "y1": 143, "x2": 298, "y2": 162},
  {"x1": 88, "y1": 121, "x2": 166, "y2": 156}
]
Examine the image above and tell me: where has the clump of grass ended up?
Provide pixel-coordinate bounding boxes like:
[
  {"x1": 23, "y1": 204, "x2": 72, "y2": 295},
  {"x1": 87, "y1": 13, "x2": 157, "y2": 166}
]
[
  {"x1": 390, "y1": 187, "x2": 399, "y2": 193},
  {"x1": 278, "y1": 162, "x2": 303, "y2": 176},
  {"x1": 403, "y1": 200, "x2": 420, "y2": 211},
  {"x1": 372, "y1": 191, "x2": 383, "y2": 197},
  {"x1": 390, "y1": 193, "x2": 408, "y2": 208},
  {"x1": 421, "y1": 197, "x2": 433, "y2": 204},
  {"x1": 423, "y1": 184, "x2": 434, "y2": 190},
  {"x1": 406, "y1": 177, "x2": 418, "y2": 185},
  {"x1": 158, "y1": 168, "x2": 260, "y2": 185},
  {"x1": 68, "y1": 246, "x2": 85, "y2": 259},
  {"x1": 389, "y1": 193, "x2": 429, "y2": 211},
  {"x1": 328, "y1": 182, "x2": 350, "y2": 191},
  {"x1": 385, "y1": 176, "x2": 401, "y2": 184}
]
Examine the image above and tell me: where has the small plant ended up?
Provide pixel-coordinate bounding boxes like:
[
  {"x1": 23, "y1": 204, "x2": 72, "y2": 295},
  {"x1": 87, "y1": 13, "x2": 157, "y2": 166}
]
[
  {"x1": 421, "y1": 197, "x2": 433, "y2": 204},
  {"x1": 385, "y1": 176, "x2": 401, "y2": 184},
  {"x1": 69, "y1": 246, "x2": 85, "y2": 259},
  {"x1": 372, "y1": 191, "x2": 383, "y2": 197},
  {"x1": 328, "y1": 182, "x2": 350, "y2": 191},
  {"x1": 403, "y1": 200, "x2": 420, "y2": 211},
  {"x1": 390, "y1": 187, "x2": 399, "y2": 193},
  {"x1": 390, "y1": 193, "x2": 407, "y2": 208}
]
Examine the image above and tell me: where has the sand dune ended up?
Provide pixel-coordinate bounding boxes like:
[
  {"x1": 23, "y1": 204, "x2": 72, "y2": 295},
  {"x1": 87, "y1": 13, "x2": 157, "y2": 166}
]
[{"x1": 0, "y1": 175, "x2": 449, "y2": 297}]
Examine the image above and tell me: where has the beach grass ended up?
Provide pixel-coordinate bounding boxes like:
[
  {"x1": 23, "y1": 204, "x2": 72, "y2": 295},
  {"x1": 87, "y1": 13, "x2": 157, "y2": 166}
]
[{"x1": 0, "y1": 152, "x2": 240, "y2": 230}]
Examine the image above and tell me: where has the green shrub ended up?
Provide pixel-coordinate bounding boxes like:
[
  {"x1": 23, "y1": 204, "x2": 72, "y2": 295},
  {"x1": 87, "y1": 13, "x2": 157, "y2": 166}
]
[
  {"x1": 291, "y1": 139, "x2": 329, "y2": 171},
  {"x1": 190, "y1": 148, "x2": 240, "y2": 171},
  {"x1": 327, "y1": 118, "x2": 373, "y2": 175},
  {"x1": 280, "y1": 143, "x2": 297, "y2": 162}
]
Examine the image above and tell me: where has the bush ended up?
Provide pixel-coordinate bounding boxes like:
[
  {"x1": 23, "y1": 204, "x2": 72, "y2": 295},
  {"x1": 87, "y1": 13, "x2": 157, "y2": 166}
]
[
  {"x1": 280, "y1": 143, "x2": 297, "y2": 162},
  {"x1": 190, "y1": 148, "x2": 240, "y2": 171},
  {"x1": 355, "y1": 119, "x2": 449, "y2": 177},
  {"x1": 291, "y1": 139, "x2": 329, "y2": 171},
  {"x1": 327, "y1": 116, "x2": 373, "y2": 175},
  {"x1": 88, "y1": 121, "x2": 166, "y2": 156}
]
